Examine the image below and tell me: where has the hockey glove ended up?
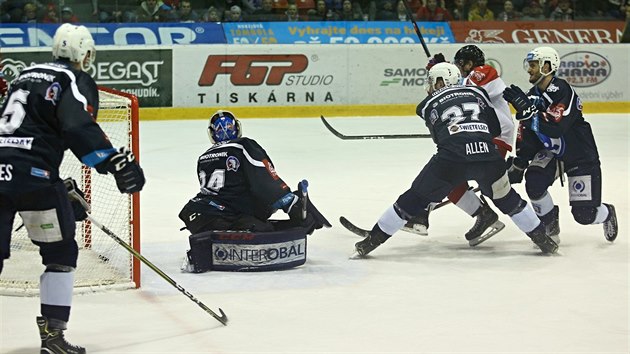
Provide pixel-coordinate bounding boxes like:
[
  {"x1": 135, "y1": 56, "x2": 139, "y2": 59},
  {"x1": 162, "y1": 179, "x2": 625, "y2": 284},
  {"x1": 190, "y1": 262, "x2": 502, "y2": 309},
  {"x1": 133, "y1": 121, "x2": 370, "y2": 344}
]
[
  {"x1": 63, "y1": 178, "x2": 90, "y2": 221},
  {"x1": 96, "y1": 147, "x2": 145, "y2": 194},
  {"x1": 425, "y1": 53, "x2": 446, "y2": 71},
  {"x1": 506, "y1": 156, "x2": 528, "y2": 184},
  {"x1": 503, "y1": 84, "x2": 538, "y2": 121}
]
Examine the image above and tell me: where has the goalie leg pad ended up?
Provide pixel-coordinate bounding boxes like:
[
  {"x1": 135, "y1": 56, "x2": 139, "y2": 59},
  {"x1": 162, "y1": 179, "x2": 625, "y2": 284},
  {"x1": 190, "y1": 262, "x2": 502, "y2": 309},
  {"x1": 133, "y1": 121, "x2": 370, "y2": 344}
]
[{"x1": 187, "y1": 228, "x2": 308, "y2": 272}]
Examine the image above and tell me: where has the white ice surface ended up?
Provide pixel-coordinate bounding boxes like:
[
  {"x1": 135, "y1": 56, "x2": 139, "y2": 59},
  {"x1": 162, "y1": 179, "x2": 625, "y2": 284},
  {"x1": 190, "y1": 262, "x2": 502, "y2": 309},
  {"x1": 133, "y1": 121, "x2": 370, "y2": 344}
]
[{"x1": 1, "y1": 114, "x2": 628, "y2": 353}]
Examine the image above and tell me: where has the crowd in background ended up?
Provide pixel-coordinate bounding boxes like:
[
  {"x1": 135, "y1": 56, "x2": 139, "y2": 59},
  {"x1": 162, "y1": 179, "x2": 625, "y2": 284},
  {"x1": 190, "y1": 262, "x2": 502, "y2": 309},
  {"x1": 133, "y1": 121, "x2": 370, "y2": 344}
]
[{"x1": 1, "y1": 0, "x2": 629, "y2": 23}]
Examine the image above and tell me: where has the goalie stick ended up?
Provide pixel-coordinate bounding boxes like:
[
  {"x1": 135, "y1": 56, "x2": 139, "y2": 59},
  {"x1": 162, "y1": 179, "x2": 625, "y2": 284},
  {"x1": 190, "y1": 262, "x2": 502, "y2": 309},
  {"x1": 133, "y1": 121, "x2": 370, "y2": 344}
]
[{"x1": 320, "y1": 116, "x2": 431, "y2": 140}]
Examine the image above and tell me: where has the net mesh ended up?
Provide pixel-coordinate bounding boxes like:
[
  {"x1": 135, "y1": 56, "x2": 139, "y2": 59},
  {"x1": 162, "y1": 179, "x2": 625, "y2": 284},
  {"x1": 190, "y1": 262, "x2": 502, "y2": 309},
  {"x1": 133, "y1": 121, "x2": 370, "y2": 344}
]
[{"x1": 0, "y1": 88, "x2": 138, "y2": 296}]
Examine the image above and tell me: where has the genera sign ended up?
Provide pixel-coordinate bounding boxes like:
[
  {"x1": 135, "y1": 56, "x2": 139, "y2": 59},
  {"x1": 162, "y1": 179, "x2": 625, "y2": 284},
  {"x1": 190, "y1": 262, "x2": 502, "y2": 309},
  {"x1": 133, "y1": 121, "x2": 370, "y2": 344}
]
[{"x1": 451, "y1": 21, "x2": 625, "y2": 43}]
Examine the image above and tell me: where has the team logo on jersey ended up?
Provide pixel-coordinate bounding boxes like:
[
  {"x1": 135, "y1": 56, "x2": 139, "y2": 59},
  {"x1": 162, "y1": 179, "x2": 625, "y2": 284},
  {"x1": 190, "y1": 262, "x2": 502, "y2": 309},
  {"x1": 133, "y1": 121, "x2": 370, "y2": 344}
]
[
  {"x1": 226, "y1": 156, "x2": 240, "y2": 171},
  {"x1": 546, "y1": 83, "x2": 559, "y2": 93},
  {"x1": 44, "y1": 82, "x2": 61, "y2": 105},
  {"x1": 429, "y1": 109, "x2": 439, "y2": 124}
]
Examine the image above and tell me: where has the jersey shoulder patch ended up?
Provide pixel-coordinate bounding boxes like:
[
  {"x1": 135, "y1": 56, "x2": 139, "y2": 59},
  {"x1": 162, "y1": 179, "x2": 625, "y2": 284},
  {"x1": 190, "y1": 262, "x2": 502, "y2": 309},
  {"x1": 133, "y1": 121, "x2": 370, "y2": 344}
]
[{"x1": 466, "y1": 66, "x2": 499, "y2": 86}]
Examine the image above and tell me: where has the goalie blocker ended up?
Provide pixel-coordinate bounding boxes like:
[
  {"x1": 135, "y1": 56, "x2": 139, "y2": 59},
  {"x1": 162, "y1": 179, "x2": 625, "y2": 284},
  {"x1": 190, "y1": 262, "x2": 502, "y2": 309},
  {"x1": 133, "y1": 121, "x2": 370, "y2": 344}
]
[{"x1": 185, "y1": 227, "x2": 309, "y2": 272}]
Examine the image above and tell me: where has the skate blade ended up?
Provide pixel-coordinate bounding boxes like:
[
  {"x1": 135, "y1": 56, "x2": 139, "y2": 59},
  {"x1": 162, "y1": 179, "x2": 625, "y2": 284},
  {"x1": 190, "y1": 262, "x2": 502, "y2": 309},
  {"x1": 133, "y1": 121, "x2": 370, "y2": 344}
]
[
  {"x1": 468, "y1": 220, "x2": 505, "y2": 247},
  {"x1": 349, "y1": 250, "x2": 364, "y2": 259},
  {"x1": 401, "y1": 225, "x2": 428, "y2": 236}
]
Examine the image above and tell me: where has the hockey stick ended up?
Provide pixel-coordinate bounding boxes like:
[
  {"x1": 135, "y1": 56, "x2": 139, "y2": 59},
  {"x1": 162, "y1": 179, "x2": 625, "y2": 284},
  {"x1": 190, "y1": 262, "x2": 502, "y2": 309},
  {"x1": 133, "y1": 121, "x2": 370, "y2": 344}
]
[
  {"x1": 320, "y1": 116, "x2": 431, "y2": 140},
  {"x1": 340, "y1": 187, "x2": 482, "y2": 238},
  {"x1": 87, "y1": 215, "x2": 229, "y2": 326},
  {"x1": 401, "y1": 0, "x2": 431, "y2": 58}
]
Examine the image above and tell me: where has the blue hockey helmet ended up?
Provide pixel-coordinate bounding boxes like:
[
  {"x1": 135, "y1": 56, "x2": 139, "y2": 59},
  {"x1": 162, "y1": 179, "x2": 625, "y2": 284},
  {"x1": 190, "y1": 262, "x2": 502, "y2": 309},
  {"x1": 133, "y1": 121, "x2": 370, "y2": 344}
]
[{"x1": 208, "y1": 110, "x2": 242, "y2": 143}]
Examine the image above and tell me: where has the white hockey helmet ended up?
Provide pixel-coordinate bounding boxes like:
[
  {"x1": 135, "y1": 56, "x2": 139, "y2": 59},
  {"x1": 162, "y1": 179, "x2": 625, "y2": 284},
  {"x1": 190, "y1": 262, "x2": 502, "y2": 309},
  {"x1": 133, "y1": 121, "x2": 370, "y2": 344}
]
[
  {"x1": 208, "y1": 110, "x2": 242, "y2": 144},
  {"x1": 52, "y1": 24, "x2": 95, "y2": 71},
  {"x1": 427, "y1": 62, "x2": 462, "y2": 92},
  {"x1": 524, "y1": 46, "x2": 560, "y2": 76}
]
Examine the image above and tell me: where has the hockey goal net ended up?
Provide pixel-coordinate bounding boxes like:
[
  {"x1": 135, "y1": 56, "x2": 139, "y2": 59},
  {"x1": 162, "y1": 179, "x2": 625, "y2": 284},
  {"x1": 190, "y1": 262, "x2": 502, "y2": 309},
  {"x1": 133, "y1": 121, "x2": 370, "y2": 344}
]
[{"x1": 0, "y1": 87, "x2": 141, "y2": 296}]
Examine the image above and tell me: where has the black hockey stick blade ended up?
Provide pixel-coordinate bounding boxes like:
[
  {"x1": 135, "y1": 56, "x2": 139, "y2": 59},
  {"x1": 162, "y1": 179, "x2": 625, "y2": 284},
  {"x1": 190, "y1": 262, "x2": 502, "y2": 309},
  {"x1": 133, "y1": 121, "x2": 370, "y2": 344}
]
[
  {"x1": 339, "y1": 216, "x2": 371, "y2": 238},
  {"x1": 320, "y1": 116, "x2": 431, "y2": 140},
  {"x1": 87, "y1": 215, "x2": 229, "y2": 326}
]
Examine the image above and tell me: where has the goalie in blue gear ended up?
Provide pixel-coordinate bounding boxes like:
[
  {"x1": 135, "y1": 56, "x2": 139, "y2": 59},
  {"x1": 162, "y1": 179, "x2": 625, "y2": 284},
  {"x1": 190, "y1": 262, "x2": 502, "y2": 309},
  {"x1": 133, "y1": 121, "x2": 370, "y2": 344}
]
[{"x1": 179, "y1": 110, "x2": 331, "y2": 272}]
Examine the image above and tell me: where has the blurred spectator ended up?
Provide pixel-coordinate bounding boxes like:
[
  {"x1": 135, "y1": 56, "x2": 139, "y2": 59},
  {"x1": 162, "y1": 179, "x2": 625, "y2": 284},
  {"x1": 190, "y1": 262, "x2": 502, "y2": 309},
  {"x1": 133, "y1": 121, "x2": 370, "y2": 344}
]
[
  {"x1": 136, "y1": 0, "x2": 164, "y2": 22},
  {"x1": 549, "y1": 0, "x2": 573, "y2": 20},
  {"x1": 521, "y1": 0, "x2": 544, "y2": 19},
  {"x1": 248, "y1": 0, "x2": 280, "y2": 20},
  {"x1": 22, "y1": 2, "x2": 38, "y2": 23},
  {"x1": 326, "y1": 0, "x2": 343, "y2": 10},
  {"x1": 339, "y1": 0, "x2": 363, "y2": 20},
  {"x1": 396, "y1": 0, "x2": 407, "y2": 20},
  {"x1": 203, "y1": 6, "x2": 223, "y2": 21},
  {"x1": 307, "y1": 0, "x2": 329, "y2": 19},
  {"x1": 173, "y1": 0, "x2": 200, "y2": 21},
  {"x1": 468, "y1": 0, "x2": 494, "y2": 20},
  {"x1": 98, "y1": 0, "x2": 138, "y2": 23},
  {"x1": 621, "y1": 3, "x2": 630, "y2": 42},
  {"x1": 497, "y1": 0, "x2": 520, "y2": 20},
  {"x1": 41, "y1": 3, "x2": 59, "y2": 23},
  {"x1": 416, "y1": 0, "x2": 453, "y2": 21},
  {"x1": 284, "y1": 3, "x2": 300, "y2": 20},
  {"x1": 60, "y1": 6, "x2": 79, "y2": 23},
  {"x1": 450, "y1": 0, "x2": 468, "y2": 20},
  {"x1": 376, "y1": 0, "x2": 397, "y2": 20},
  {"x1": 226, "y1": 0, "x2": 255, "y2": 15},
  {"x1": 226, "y1": 4, "x2": 244, "y2": 21}
]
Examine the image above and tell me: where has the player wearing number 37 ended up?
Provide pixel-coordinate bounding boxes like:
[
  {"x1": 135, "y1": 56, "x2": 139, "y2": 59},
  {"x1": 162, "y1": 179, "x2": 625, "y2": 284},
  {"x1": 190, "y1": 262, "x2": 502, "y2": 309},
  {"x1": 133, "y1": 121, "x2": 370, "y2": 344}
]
[
  {"x1": 0, "y1": 24, "x2": 145, "y2": 354},
  {"x1": 353, "y1": 62, "x2": 558, "y2": 258}
]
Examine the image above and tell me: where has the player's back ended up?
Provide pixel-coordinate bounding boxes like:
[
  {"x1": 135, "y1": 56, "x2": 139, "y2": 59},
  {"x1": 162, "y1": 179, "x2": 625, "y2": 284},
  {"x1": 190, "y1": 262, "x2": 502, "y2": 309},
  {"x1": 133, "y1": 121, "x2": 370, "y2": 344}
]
[
  {"x1": 192, "y1": 137, "x2": 289, "y2": 220},
  {"x1": 0, "y1": 61, "x2": 100, "y2": 193},
  {"x1": 417, "y1": 84, "x2": 502, "y2": 162}
]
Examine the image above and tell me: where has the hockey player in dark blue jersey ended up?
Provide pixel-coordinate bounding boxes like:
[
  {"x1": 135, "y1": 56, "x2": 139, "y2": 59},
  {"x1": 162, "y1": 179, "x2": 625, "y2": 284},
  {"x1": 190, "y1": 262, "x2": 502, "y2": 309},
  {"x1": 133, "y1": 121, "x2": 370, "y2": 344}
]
[
  {"x1": 179, "y1": 110, "x2": 330, "y2": 272},
  {"x1": 503, "y1": 46, "x2": 618, "y2": 245},
  {"x1": 353, "y1": 63, "x2": 557, "y2": 257},
  {"x1": 0, "y1": 24, "x2": 145, "y2": 353}
]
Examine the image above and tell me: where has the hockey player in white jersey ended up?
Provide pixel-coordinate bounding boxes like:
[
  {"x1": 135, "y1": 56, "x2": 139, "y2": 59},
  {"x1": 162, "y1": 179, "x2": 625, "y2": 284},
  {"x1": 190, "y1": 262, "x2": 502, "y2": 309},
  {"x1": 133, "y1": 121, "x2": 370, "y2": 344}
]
[{"x1": 406, "y1": 45, "x2": 515, "y2": 247}]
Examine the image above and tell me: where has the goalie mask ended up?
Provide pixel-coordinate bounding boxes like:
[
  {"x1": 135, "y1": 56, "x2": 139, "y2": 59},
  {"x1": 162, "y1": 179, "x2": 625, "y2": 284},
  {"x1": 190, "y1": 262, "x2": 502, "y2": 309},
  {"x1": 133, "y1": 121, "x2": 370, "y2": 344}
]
[
  {"x1": 208, "y1": 110, "x2": 242, "y2": 144},
  {"x1": 427, "y1": 62, "x2": 462, "y2": 93},
  {"x1": 524, "y1": 46, "x2": 560, "y2": 76},
  {"x1": 52, "y1": 23, "x2": 96, "y2": 71}
]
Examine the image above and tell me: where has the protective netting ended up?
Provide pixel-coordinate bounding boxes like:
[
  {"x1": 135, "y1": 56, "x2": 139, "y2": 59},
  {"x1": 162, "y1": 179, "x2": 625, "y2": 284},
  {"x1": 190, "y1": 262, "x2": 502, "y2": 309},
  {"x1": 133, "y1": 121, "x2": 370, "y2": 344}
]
[{"x1": 0, "y1": 89, "x2": 139, "y2": 296}]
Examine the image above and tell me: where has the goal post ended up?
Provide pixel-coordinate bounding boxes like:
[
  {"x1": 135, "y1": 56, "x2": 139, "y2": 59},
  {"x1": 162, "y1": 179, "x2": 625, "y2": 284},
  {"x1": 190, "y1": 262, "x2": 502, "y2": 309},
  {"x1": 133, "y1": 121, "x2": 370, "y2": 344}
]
[{"x1": 0, "y1": 87, "x2": 141, "y2": 296}]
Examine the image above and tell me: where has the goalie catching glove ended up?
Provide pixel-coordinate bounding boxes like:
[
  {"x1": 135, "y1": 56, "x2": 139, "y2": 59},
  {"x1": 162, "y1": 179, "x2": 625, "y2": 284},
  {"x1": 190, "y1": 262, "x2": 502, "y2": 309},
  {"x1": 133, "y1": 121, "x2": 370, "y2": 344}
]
[
  {"x1": 95, "y1": 147, "x2": 145, "y2": 194},
  {"x1": 63, "y1": 178, "x2": 90, "y2": 221},
  {"x1": 502, "y1": 84, "x2": 538, "y2": 121}
]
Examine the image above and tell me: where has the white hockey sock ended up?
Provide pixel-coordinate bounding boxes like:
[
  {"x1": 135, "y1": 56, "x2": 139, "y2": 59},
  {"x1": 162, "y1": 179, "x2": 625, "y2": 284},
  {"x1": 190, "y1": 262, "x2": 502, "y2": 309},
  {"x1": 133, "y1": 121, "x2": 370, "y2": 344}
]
[
  {"x1": 455, "y1": 189, "x2": 482, "y2": 217},
  {"x1": 377, "y1": 205, "x2": 407, "y2": 235},
  {"x1": 40, "y1": 271, "x2": 74, "y2": 307},
  {"x1": 510, "y1": 202, "x2": 541, "y2": 233},
  {"x1": 592, "y1": 204, "x2": 609, "y2": 224},
  {"x1": 531, "y1": 191, "x2": 554, "y2": 216}
]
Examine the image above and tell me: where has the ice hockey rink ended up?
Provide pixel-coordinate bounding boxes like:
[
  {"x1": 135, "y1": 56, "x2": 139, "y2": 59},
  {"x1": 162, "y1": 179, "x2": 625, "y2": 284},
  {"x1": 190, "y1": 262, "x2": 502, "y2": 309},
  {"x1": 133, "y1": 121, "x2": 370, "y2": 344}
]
[{"x1": 1, "y1": 114, "x2": 628, "y2": 353}]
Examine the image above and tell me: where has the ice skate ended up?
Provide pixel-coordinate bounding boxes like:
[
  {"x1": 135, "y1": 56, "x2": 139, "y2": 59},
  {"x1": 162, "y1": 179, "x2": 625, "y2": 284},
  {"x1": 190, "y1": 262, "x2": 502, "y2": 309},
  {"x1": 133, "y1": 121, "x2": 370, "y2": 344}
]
[
  {"x1": 465, "y1": 202, "x2": 505, "y2": 246},
  {"x1": 539, "y1": 205, "x2": 560, "y2": 244},
  {"x1": 603, "y1": 204, "x2": 618, "y2": 242},
  {"x1": 37, "y1": 316, "x2": 85, "y2": 354},
  {"x1": 402, "y1": 213, "x2": 429, "y2": 236},
  {"x1": 354, "y1": 226, "x2": 390, "y2": 257},
  {"x1": 526, "y1": 223, "x2": 558, "y2": 254}
]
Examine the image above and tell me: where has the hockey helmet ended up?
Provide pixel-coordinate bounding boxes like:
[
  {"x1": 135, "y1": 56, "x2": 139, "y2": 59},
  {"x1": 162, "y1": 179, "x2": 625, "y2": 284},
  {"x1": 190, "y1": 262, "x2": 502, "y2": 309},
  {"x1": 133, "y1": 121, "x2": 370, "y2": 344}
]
[
  {"x1": 208, "y1": 110, "x2": 242, "y2": 144},
  {"x1": 454, "y1": 45, "x2": 485, "y2": 68},
  {"x1": 524, "y1": 46, "x2": 560, "y2": 76},
  {"x1": 427, "y1": 62, "x2": 462, "y2": 92},
  {"x1": 52, "y1": 24, "x2": 96, "y2": 71}
]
